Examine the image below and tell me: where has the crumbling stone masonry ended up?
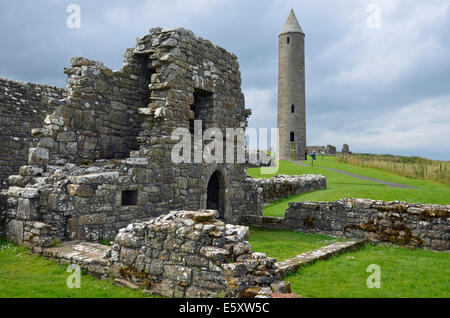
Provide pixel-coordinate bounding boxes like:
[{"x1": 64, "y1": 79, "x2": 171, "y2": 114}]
[
  {"x1": 0, "y1": 78, "x2": 63, "y2": 190},
  {"x1": 2, "y1": 27, "x2": 251, "y2": 245},
  {"x1": 243, "y1": 199, "x2": 450, "y2": 251},
  {"x1": 1, "y1": 27, "x2": 326, "y2": 247},
  {"x1": 242, "y1": 174, "x2": 326, "y2": 216},
  {"x1": 109, "y1": 210, "x2": 284, "y2": 298}
]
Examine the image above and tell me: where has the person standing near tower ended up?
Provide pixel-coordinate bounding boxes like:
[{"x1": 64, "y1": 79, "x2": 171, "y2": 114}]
[{"x1": 277, "y1": 9, "x2": 306, "y2": 161}]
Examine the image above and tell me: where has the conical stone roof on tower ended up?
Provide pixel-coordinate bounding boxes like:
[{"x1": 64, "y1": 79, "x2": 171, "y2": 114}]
[{"x1": 280, "y1": 9, "x2": 304, "y2": 35}]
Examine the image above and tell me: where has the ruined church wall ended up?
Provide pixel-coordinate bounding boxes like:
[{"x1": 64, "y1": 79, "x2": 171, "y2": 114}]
[
  {"x1": 4, "y1": 27, "x2": 255, "y2": 245},
  {"x1": 0, "y1": 78, "x2": 63, "y2": 189},
  {"x1": 132, "y1": 28, "x2": 251, "y2": 224},
  {"x1": 30, "y1": 55, "x2": 149, "y2": 166}
]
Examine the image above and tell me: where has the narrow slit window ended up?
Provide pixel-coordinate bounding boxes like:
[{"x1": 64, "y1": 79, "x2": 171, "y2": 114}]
[
  {"x1": 290, "y1": 132, "x2": 295, "y2": 142},
  {"x1": 291, "y1": 104, "x2": 295, "y2": 113},
  {"x1": 287, "y1": 36, "x2": 290, "y2": 44},
  {"x1": 122, "y1": 190, "x2": 138, "y2": 206}
]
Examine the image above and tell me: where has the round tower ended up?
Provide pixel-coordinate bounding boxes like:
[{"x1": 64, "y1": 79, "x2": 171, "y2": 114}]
[{"x1": 277, "y1": 9, "x2": 306, "y2": 161}]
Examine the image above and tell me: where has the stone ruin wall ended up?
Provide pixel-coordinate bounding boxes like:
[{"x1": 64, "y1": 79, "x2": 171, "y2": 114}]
[
  {"x1": 0, "y1": 78, "x2": 63, "y2": 190},
  {"x1": 250, "y1": 174, "x2": 326, "y2": 204},
  {"x1": 243, "y1": 198, "x2": 450, "y2": 251},
  {"x1": 1, "y1": 27, "x2": 329, "y2": 253},
  {"x1": 306, "y1": 146, "x2": 326, "y2": 155},
  {"x1": 241, "y1": 174, "x2": 326, "y2": 216},
  {"x1": 305, "y1": 145, "x2": 337, "y2": 155},
  {"x1": 109, "y1": 210, "x2": 284, "y2": 298},
  {"x1": 2, "y1": 27, "x2": 255, "y2": 245},
  {"x1": 29, "y1": 55, "x2": 149, "y2": 166},
  {"x1": 326, "y1": 144, "x2": 336, "y2": 155}
]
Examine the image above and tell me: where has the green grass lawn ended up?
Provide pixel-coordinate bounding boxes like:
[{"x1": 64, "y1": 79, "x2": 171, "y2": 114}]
[
  {"x1": 248, "y1": 157, "x2": 450, "y2": 217},
  {"x1": 286, "y1": 243, "x2": 450, "y2": 298},
  {"x1": 0, "y1": 240, "x2": 155, "y2": 298},
  {"x1": 248, "y1": 227, "x2": 345, "y2": 261}
]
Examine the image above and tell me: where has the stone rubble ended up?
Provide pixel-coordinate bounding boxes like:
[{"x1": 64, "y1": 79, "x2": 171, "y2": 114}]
[{"x1": 108, "y1": 210, "x2": 287, "y2": 298}]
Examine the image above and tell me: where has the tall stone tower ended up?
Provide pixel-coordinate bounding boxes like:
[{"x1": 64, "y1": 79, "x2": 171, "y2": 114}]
[{"x1": 277, "y1": 9, "x2": 306, "y2": 160}]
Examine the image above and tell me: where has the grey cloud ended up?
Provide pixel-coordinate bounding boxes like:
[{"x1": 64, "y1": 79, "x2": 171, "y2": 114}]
[{"x1": 0, "y1": 0, "x2": 448, "y2": 159}]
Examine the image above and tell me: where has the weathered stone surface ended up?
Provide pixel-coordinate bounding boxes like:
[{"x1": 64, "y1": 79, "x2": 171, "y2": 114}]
[
  {"x1": 67, "y1": 184, "x2": 94, "y2": 198},
  {"x1": 71, "y1": 172, "x2": 119, "y2": 184},
  {"x1": 28, "y1": 147, "x2": 49, "y2": 165},
  {"x1": 6, "y1": 219, "x2": 24, "y2": 244},
  {"x1": 110, "y1": 210, "x2": 286, "y2": 298},
  {"x1": 243, "y1": 198, "x2": 450, "y2": 251},
  {"x1": 42, "y1": 241, "x2": 110, "y2": 277},
  {"x1": 241, "y1": 174, "x2": 327, "y2": 217},
  {"x1": 113, "y1": 278, "x2": 139, "y2": 290},
  {"x1": 7, "y1": 186, "x2": 39, "y2": 199},
  {"x1": 0, "y1": 78, "x2": 62, "y2": 190}
]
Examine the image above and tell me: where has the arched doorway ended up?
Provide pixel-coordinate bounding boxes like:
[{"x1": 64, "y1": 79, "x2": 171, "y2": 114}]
[{"x1": 207, "y1": 170, "x2": 225, "y2": 218}]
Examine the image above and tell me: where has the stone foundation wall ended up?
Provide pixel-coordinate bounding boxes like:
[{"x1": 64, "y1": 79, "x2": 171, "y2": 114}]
[
  {"x1": 0, "y1": 78, "x2": 63, "y2": 189},
  {"x1": 109, "y1": 210, "x2": 283, "y2": 298},
  {"x1": 243, "y1": 199, "x2": 450, "y2": 251}
]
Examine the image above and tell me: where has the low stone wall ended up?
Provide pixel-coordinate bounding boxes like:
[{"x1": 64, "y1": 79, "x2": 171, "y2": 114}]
[
  {"x1": 241, "y1": 174, "x2": 326, "y2": 217},
  {"x1": 243, "y1": 199, "x2": 449, "y2": 251},
  {"x1": 109, "y1": 210, "x2": 284, "y2": 298}
]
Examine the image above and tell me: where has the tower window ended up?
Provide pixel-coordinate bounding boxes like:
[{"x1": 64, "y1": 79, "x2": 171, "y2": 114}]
[
  {"x1": 287, "y1": 36, "x2": 290, "y2": 44},
  {"x1": 290, "y1": 132, "x2": 295, "y2": 142},
  {"x1": 291, "y1": 104, "x2": 295, "y2": 113}
]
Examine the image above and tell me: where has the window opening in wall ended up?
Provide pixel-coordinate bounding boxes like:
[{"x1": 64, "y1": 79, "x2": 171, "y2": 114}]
[
  {"x1": 291, "y1": 104, "x2": 295, "y2": 113},
  {"x1": 290, "y1": 132, "x2": 295, "y2": 142},
  {"x1": 287, "y1": 36, "x2": 290, "y2": 44},
  {"x1": 189, "y1": 89, "x2": 214, "y2": 134},
  {"x1": 122, "y1": 190, "x2": 138, "y2": 206}
]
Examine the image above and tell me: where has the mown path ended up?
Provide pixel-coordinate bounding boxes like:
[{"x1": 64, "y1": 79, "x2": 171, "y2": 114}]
[{"x1": 292, "y1": 161, "x2": 414, "y2": 189}]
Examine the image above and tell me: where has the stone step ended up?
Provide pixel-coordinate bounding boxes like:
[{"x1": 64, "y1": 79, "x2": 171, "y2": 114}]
[
  {"x1": 275, "y1": 239, "x2": 367, "y2": 277},
  {"x1": 42, "y1": 241, "x2": 111, "y2": 277}
]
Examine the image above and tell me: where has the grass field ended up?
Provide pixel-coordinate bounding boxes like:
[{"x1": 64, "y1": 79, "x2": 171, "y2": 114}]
[
  {"x1": 248, "y1": 227, "x2": 345, "y2": 260},
  {"x1": 286, "y1": 243, "x2": 450, "y2": 298},
  {"x1": 1, "y1": 156, "x2": 448, "y2": 298},
  {"x1": 338, "y1": 154, "x2": 450, "y2": 185},
  {"x1": 1, "y1": 235, "x2": 448, "y2": 298},
  {"x1": 248, "y1": 157, "x2": 450, "y2": 217},
  {"x1": 0, "y1": 240, "x2": 156, "y2": 298}
]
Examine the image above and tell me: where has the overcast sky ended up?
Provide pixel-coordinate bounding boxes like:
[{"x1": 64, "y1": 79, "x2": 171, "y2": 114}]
[{"x1": 1, "y1": 0, "x2": 449, "y2": 160}]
